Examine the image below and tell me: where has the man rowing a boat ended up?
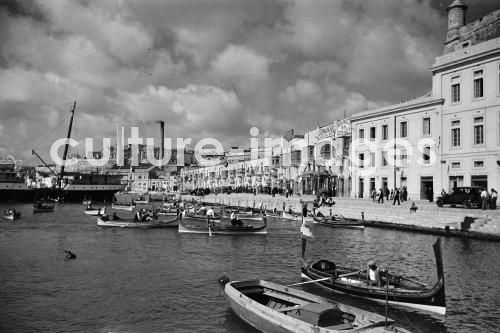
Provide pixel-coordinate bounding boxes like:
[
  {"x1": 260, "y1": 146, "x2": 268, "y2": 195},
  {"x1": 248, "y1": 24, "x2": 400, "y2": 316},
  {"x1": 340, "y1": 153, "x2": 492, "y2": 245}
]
[{"x1": 367, "y1": 260, "x2": 384, "y2": 287}]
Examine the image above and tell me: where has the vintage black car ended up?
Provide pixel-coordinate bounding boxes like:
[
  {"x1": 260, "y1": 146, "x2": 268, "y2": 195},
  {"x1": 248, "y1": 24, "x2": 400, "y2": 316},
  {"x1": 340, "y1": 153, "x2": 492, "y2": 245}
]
[{"x1": 435, "y1": 186, "x2": 484, "y2": 208}]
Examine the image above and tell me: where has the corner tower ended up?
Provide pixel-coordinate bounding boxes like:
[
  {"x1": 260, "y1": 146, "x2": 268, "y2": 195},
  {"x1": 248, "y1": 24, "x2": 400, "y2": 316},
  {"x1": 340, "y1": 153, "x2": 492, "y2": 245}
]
[{"x1": 444, "y1": 0, "x2": 467, "y2": 53}]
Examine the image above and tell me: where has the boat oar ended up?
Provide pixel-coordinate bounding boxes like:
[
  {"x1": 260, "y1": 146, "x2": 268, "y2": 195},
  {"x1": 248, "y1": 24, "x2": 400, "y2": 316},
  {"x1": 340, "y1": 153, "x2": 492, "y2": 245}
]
[
  {"x1": 286, "y1": 277, "x2": 332, "y2": 287},
  {"x1": 337, "y1": 271, "x2": 361, "y2": 279},
  {"x1": 397, "y1": 276, "x2": 429, "y2": 287}
]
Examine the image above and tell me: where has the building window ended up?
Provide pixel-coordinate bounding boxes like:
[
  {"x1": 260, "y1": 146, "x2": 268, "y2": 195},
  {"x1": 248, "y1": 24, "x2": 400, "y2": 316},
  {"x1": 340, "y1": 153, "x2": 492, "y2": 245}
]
[
  {"x1": 382, "y1": 151, "x2": 388, "y2": 166},
  {"x1": 474, "y1": 161, "x2": 484, "y2": 168},
  {"x1": 451, "y1": 75, "x2": 461, "y2": 103},
  {"x1": 382, "y1": 125, "x2": 388, "y2": 140},
  {"x1": 451, "y1": 162, "x2": 461, "y2": 168},
  {"x1": 359, "y1": 129, "x2": 364, "y2": 141},
  {"x1": 359, "y1": 153, "x2": 364, "y2": 168},
  {"x1": 423, "y1": 145, "x2": 431, "y2": 165},
  {"x1": 400, "y1": 121, "x2": 408, "y2": 138},
  {"x1": 474, "y1": 116, "x2": 484, "y2": 145},
  {"x1": 320, "y1": 144, "x2": 331, "y2": 159},
  {"x1": 451, "y1": 120, "x2": 460, "y2": 147},
  {"x1": 370, "y1": 127, "x2": 376, "y2": 140},
  {"x1": 369, "y1": 152, "x2": 375, "y2": 167},
  {"x1": 423, "y1": 118, "x2": 430, "y2": 136},
  {"x1": 399, "y1": 148, "x2": 408, "y2": 166},
  {"x1": 473, "y1": 70, "x2": 483, "y2": 98}
]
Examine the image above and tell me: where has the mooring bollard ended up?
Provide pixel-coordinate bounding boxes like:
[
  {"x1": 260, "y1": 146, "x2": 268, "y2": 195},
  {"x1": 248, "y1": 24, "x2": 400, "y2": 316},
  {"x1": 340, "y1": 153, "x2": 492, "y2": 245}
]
[
  {"x1": 329, "y1": 208, "x2": 332, "y2": 217},
  {"x1": 361, "y1": 212, "x2": 365, "y2": 221}
]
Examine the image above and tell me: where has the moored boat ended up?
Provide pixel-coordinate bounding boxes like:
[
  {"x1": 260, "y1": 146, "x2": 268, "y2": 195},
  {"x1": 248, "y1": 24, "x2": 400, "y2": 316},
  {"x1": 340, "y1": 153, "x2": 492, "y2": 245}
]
[
  {"x1": 218, "y1": 276, "x2": 411, "y2": 333},
  {"x1": 97, "y1": 214, "x2": 178, "y2": 228},
  {"x1": 84, "y1": 206, "x2": 106, "y2": 216},
  {"x1": 312, "y1": 214, "x2": 364, "y2": 229},
  {"x1": 33, "y1": 201, "x2": 55, "y2": 213},
  {"x1": 178, "y1": 215, "x2": 267, "y2": 235},
  {"x1": 301, "y1": 238, "x2": 446, "y2": 315},
  {"x1": 2, "y1": 209, "x2": 21, "y2": 220},
  {"x1": 111, "y1": 202, "x2": 135, "y2": 211}
]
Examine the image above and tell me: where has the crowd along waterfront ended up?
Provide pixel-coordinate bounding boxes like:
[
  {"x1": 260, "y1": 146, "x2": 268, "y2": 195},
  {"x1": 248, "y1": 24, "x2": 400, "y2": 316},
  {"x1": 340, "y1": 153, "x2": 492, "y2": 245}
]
[{"x1": 1, "y1": 202, "x2": 500, "y2": 332}]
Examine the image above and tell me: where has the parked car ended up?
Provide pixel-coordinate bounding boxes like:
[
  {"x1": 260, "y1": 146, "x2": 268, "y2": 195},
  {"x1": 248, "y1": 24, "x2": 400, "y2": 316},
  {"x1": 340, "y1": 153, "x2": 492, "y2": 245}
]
[{"x1": 435, "y1": 186, "x2": 484, "y2": 208}]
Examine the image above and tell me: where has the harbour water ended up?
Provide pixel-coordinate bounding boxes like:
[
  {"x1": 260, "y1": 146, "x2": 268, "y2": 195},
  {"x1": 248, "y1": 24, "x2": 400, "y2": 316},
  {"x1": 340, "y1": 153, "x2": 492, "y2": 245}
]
[{"x1": 1, "y1": 203, "x2": 499, "y2": 332}]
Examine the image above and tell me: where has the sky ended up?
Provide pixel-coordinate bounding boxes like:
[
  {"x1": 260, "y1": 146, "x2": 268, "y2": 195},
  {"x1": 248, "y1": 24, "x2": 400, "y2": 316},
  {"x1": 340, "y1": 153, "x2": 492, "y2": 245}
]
[{"x1": 0, "y1": 0, "x2": 498, "y2": 164}]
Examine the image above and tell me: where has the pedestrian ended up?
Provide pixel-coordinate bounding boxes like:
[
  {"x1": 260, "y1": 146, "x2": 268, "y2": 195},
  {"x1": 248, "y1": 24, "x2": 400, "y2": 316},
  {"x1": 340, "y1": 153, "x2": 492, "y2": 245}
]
[
  {"x1": 371, "y1": 189, "x2": 376, "y2": 203},
  {"x1": 389, "y1": 189, "x2": 394, "y2": 201},
  {"x1": 392, "y1": 188, "x2": 400, "y2": 205},
  {"x1": 377, "y1": 188, "x2": 384, "y2": 204},
  {"x1": 480, "y1": 188, "x2": 489, "y2": 210},
  {"x1": 490, "y1": 188, "x2": 497, "y2": 209},
  {"x1": 385, "y1": 188, "x2": 389, "y2": 200}
]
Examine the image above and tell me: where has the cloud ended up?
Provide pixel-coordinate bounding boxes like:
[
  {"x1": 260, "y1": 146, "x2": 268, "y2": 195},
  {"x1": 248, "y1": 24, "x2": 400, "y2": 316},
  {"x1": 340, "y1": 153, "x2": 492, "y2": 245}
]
[
  {"x1": 211, "y1": 45, "x2": 272, "y2": 91},
  {"x1": 0, "y1": 0, "x2": 499, "y2": 163}
]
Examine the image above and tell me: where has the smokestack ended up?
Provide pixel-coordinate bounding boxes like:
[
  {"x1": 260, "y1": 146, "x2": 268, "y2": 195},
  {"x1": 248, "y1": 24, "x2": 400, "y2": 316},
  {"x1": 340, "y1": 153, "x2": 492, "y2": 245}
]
[{"x1": 159, "y1": 121, "x2": 165, "y2": 168}]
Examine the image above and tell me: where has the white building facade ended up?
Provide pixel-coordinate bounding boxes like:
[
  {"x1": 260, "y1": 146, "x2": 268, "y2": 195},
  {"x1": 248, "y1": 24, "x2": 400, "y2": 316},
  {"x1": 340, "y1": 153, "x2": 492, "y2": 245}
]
[{"x1": 350, "y1": 2, "x2": 500, "y2": 200}]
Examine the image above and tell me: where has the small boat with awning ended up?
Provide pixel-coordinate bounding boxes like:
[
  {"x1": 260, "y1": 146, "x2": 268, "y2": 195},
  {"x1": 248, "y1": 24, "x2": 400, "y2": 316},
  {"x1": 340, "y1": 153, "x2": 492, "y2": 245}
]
[
  {"x1": 301, "y1": 238, "x2": 446, "y2": 315},
  {"x1": 218, "y1": 276, "x2": 411, "y2": 333}
]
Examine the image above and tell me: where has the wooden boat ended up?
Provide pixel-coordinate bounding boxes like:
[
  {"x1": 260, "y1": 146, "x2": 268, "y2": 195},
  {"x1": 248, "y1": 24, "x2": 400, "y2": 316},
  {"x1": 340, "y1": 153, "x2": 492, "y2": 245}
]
[
  {"x1": 112, "y1": 202, "x2": 135, "y2": 211},
  {"x1": 178, "y1": 215, "x2": 267, "y2": 235},
  {"x1": 312, "y1": 214, "x2": 364, "y2": 229},
  {"x1": 301, "y1": 238, "x2": 446, "y2": 315},
  {"x1": 282, "y1": 210, "x2": 298, "y2": 220},
  {"x1": 2, "y1": 209, "x2": 21, "y2": 220},
  {"x1": 218, "y1": 276, "x2": 411, "y2": 333},
  {"x1": 33, "y1": 201, "x2": 55, "y2": 213},
  {"x1": 84, "y1": 206, "x2": 106, "y2": 216},
  {"x1": 97, "y1": 214, "x2": 178, "y2": 228}
]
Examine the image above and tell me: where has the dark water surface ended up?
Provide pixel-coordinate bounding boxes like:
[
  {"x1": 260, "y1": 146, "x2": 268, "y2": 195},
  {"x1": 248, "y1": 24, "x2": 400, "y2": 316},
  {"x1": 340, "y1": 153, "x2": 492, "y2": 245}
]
[{"x1": 1, "y1": 203, "x2": 499, "y2": 332}]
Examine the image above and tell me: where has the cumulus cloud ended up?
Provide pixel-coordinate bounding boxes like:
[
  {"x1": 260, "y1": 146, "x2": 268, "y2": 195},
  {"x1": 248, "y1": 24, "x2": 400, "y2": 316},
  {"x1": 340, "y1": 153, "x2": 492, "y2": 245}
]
[{"x1": 0, "y1": 0, "x2": 498, "y2": 163}]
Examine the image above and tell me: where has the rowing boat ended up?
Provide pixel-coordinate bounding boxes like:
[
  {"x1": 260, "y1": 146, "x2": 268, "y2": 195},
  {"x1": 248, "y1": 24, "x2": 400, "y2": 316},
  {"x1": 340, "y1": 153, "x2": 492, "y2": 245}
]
[
  {"x1": 312, "y1": 214, "x2": 364, "y2": 229},
  {"x1": 218, "y1": 276, "x2": 411, "y2": 332},
  {"x1": 178, "y1": 216, "x2": 267, "y2": 235},
  {"x1": 84, "y1": 206, "x2": 106, "y2": 216},
  {"x1": 97, "y1": 215, "x2": 178, "y2": 228},
  {"x1": 111, "y1": 202, "x2": 135, "y2": 211},
  {"x1": 33, "y1": 201, "x2": 55, "y2": 213},
  {"x1": 301, "y1": 238, "x2": 446, "y2": 315},
  {"x1": 2, "y1": 209, "x2": 21, "y2": 220}
]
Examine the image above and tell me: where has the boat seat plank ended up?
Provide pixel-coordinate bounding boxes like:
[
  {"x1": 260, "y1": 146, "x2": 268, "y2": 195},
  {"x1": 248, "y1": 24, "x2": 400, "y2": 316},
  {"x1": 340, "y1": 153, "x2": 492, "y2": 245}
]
[
  {"x1": 324, "y1": 323, "x2": 353, "y2": 330},
  {"x1": 276, "y1": 304, "x2": 304, "y2": 313},
  {"x1": 262, "y1": 291, "x2": 310, "y2": 306}
]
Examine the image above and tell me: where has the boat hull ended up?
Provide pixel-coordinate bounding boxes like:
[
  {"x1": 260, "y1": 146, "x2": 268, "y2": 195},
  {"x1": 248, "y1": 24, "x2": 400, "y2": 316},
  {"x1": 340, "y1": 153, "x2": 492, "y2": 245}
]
[
  {"x1": 111, "y1": 203, "x2": 135, "y2": 211},
  {"x1": 84, "y1": 207, "x2": 106, "y2": 216},
  {"x1": 178, "y1": 221, "x2": 267, "y2": 235},
  {"x1": 222, "y1": 279, "x2": 410, "y2": 333},
  {"x1": 97, "y1": 216, "x2": 178, "y2": 228},
  {"x1": 312, "y1": 216, "x2": 364, "y2": 229},
  {"x1": 1, "y1": 211, "x2": 21, "y2": 220}
]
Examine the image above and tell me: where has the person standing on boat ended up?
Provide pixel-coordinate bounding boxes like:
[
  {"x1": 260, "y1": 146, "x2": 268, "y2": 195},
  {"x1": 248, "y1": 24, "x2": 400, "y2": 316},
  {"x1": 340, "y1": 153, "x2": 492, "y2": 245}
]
[
  {"x1": 367, "y1": 260, "x2": 384, "y2": 287},
  {"x1": 206, "y1": 207, "x2": 215, "y2": 226}
]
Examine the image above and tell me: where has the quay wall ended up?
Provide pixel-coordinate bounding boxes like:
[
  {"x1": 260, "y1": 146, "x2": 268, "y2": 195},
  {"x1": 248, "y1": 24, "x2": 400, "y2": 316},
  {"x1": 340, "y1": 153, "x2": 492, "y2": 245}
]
[{"x1": 185, "y1": 193, "x2": 500, "y2": 240}]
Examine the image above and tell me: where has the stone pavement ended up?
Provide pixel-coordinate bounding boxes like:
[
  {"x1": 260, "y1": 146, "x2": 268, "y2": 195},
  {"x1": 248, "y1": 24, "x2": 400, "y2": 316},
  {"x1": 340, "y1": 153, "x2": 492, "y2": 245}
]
[{"x1": 187, "y1": 193, "x2": 500, "y2": 239}]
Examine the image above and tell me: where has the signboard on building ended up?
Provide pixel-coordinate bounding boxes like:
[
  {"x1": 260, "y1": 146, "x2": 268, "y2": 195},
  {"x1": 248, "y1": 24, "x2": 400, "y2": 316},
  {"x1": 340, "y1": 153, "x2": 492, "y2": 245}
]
[
  {"x1": 318, "y1": 119, "x2": 351, "y2": 140},
  {"x1": 284, "y1": 129, "x2": 294, "y2": 141}
]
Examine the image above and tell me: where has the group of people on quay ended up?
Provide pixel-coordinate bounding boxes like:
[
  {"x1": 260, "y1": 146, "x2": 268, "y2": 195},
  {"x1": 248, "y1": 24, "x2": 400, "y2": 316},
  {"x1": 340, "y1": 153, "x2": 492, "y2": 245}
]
[
  {"x1": 480, "y1": 188, "x2": 498, "y2": 210},
  {"x1": 371, "y1": 187, "x2": 410, "y2": 205}
]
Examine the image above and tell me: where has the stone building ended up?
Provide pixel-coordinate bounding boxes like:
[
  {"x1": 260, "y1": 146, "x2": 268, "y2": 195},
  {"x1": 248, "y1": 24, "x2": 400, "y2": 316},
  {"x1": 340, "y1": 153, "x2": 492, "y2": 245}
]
[{"x1": 350, "y1": 1, "x2": 500, "y2": 200}]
